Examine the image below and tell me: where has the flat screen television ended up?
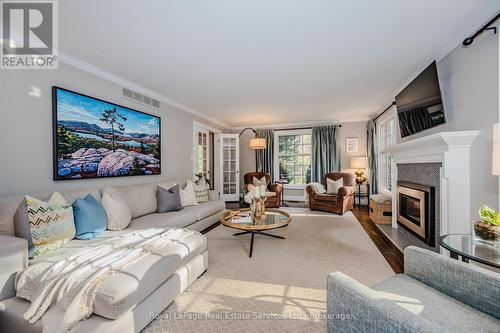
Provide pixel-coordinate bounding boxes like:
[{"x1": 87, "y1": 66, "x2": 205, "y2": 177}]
[
  {"x1": 53, "y1": 87, "x2": 161, "y2": 180},
  {"x1": 396, "y1": 61, "x2": 445, "y2": 138}
]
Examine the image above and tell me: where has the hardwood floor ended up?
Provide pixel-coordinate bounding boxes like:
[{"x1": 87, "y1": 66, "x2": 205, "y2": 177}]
[{"x1": 352, "y1": 206, "x2": 404, "y2": 273}]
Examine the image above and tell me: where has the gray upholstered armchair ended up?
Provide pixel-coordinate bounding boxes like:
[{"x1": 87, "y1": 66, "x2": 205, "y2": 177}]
[{"x1": 327, "y1": 246, "x2": 500, "y2": 332}]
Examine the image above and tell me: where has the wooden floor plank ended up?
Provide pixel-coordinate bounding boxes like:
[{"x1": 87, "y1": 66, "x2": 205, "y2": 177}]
[{"x1": 352, "y1": 206, "x2": 404, "y2": 274}]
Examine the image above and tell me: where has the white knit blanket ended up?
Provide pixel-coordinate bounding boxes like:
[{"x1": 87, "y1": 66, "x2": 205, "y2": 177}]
[
  {"x1": 304, "y1": 182, "x2": 326, "y2": 202},
  {"x1": 15, "y1": 228, "x2": 195, "y2": 333}
]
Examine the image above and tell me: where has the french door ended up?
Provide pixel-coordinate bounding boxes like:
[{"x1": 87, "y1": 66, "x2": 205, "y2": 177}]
[
  {"x1": 219, "y1": 134, "x2": 239, "y2": 201},
  {"x1": 194, "y1": 127, "x2": 210, "y2": 181}
]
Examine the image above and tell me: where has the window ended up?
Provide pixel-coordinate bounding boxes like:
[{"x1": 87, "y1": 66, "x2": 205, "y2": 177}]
[
  {"x1": 274, "y1": 130, "x2": 312, "y2": 186},
  {"x1": 378, "y1": 117, "x2": 396, "y2": 193}
]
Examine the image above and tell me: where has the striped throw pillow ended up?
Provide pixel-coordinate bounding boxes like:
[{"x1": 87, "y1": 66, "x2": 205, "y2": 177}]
[{"x1": 25, "y1": 192, "x2": 76, "y2": 257}]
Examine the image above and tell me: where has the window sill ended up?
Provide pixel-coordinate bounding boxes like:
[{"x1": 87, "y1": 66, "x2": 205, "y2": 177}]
[{"x1": 283, "y1": 184, "x2": 306, "y2": 190}]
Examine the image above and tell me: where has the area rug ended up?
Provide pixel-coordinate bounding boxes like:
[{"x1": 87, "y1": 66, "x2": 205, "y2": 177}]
[{"x1": 143, "y1": 210, "x2": 395, "y2": 332}]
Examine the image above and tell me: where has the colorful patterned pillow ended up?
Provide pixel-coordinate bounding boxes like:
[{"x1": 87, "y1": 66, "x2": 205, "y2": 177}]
[
  {"x1": 25, "y1": 192, "x2": 76, "y2": 257},
  {"x1": 191, "y1": 178, "x2": 209, "y2": 203}
]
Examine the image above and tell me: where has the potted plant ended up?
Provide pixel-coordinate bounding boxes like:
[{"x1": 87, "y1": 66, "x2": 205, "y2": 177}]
[{"x1": 473, "y1": 205, "x2": 500, "y2": 247}]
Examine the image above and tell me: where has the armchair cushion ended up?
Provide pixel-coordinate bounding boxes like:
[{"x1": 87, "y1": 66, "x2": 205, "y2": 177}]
[
  {"x1": 314, "y1": 194, "x2": 338, "y2": 203},
  {"x1": 372, "y1": 274, "x2": 500, "y2": 332},
  {"x1": 338, "y1": 185, "x2": 356, "y2": 198},
  {"x1": 252, "y1": 176, "x2": 267, "y2": 186},
  {"x1": 404, "y1": 246, "x2": 500, "y2": 320},
  {"x1": 326, "y1": 178, "x2": 343, "y2": 194}
]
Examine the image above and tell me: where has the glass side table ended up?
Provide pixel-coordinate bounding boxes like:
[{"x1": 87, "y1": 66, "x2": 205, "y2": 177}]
[{"x1": 439, "y1": 234, "x2": 500, "y2": 269}]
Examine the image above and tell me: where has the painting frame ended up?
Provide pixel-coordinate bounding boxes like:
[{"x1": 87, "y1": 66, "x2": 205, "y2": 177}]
[
  {"x1": 52, "y1": 86, "x2": 161, "y2": 181},
  {"x1": 345, "y1": 137, "x2": 359, "y2": 153}
]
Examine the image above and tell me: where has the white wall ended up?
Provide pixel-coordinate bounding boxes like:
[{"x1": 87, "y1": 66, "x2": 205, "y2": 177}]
[
  {"x1": 387, "y1": 31, "x2": 499, "y2": 219},
  {"x1": 339, "y1": 121, "x2": 367, "y2": 172},
  {"x1": 0, "y1": 62, "x2": 228, "y2": 197}
]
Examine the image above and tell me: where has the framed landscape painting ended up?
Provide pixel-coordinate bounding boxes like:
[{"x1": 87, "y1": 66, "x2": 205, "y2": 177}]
[{"x1": 53, "y1": 86, "x2": 161, "y2": 180}]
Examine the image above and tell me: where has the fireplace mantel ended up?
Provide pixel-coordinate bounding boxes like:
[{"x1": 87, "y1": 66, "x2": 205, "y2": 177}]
[
  {"x1": 385, "y1": 131, "x2": 479, "y2": 163},
  {"x1": 386, "y1": 131, "x2": 479, "y2": 238}
]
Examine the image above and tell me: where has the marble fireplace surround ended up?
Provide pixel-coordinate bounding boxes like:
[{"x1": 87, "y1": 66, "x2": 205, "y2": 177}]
[{"x1": 385, "y1": 131, "x2": 480, "y2": 242}]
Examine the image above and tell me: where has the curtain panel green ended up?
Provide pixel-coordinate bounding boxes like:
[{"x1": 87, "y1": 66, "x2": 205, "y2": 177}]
[
  {"x1": 255, "y1": 129, "x2": 274, "y2": 179},
  {"x1": 367, "y1": 120, "x2": 378, "y2": 194},
  {"x1": 311, "y1": 125, "x2": 340, "y2": 183}
]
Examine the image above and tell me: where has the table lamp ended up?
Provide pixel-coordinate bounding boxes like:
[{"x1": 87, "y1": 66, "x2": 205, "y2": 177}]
[{"x1": 351, "y1": 156, "x2": 368, "y2": 184}]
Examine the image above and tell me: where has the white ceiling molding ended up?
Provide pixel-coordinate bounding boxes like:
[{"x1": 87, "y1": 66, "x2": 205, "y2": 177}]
[
  {"x1": 58, "y1": 51, "x2": 230, "y2": 129},
  {"x1": 371, "y1": 4, "x2": 500, "y2": 120}
]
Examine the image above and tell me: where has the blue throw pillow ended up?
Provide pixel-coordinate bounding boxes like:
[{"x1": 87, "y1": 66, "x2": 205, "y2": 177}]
[{"x1": 72, "y1": 194, "x2": 107, "y2": 240}]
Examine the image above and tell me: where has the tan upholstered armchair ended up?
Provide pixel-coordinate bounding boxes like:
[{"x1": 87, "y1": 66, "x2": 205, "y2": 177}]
[
  {"x1": 243, "y1": 172, "x2": 283, "y2": 208},
  {"x1": 306, "y1": 172, "x2": 356, "y2": 215}
]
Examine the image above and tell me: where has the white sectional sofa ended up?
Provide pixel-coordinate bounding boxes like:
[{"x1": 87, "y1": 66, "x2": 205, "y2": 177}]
[{"x1": 0, "y1": 180, "x2": 226, "y2": 332}]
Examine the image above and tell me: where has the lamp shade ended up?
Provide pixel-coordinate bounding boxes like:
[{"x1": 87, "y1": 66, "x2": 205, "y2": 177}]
[
  {"x1": 351, "y1": 156, "x2": 368, "y2": 169},
  {"x1": 249, "y1": 138, "x2": 267, "y2": 150},
  {"x1": 493, "y1": 123, "x2": 500, "y2": 175}
]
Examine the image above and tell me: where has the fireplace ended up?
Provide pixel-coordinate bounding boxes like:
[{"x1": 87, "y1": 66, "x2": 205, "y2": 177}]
[{"x1": 397, "y1": 181, "x2": 435, "y2": 247}]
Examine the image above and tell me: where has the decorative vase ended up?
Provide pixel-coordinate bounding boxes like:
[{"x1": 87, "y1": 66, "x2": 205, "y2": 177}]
[
  {"x1": 355, "y1": 171, "x2": 366, "y2": 184},
  {"x1": 473, "y1": 221, "x2": 500, "y2": 247}
]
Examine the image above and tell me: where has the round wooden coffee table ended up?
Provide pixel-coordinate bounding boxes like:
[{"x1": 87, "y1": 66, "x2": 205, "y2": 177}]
[{"x1": 220, "y1": 208, "x2": 291, "y2": 257}]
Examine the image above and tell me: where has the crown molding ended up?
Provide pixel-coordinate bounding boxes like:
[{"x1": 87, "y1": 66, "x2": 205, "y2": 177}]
[{"x1": 57, "y1": 51, "x2": 230, "y2": 129}]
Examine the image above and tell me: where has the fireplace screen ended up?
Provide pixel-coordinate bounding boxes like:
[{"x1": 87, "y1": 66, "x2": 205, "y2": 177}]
[{"x1": 399, "y1": 194, "x2": 421, "y2": 226}]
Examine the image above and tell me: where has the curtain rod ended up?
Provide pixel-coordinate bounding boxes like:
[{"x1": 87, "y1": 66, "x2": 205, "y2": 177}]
[
  {"x1": 463, "y1": 12, "x2": 499, "y2": 46},
  {"x1": 373, "y1": 101, "x2": 396, "y2": 122},
  {"x1": 271, "y1": 124, "x2": 341, "y2": 131}
]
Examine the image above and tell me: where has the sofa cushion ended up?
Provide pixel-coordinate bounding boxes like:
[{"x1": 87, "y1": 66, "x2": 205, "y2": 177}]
[
  {"x1": 102, "y1": 192, "x2": 132, "y2": 231},
  {"x1": 372, "y1": 274, "x2": 500, "y2": 332},
  {"x1": 25, "y1": 192, "x2": 76, "y2": 258},
  {"x1": 191, "y1": 178, "x2": 209, "y2": 203},
  {"x1": 102, "y1": 183, "x2": 157, "y2": 219},
  {"x1": 179, "y1": 182, "x2": 199, "y2": 207},
  {"x1": 93, "y1": 229, "x2": 207, "y2": 319},
  {"x1": 1, "y1": 189, "x2": 101, "y2": 237},
  {"x1": 29, "y1": 229, "x2": 207, "y2": 320},
  {"x1": 128, "y1": 210, "x2": 197, "y2": 229},
  {"x1": 192, "y1": 200, "x2": 226, "y2": 221},
  {"x1": 72, "y1": 194, "x2": 107, "y2": 240},
  {"x1": 157, "y1": 185, "x2": 182, "y2": 213}
]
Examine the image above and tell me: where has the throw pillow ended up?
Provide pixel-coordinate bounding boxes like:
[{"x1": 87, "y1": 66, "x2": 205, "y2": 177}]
[
  {"x1": 158, "y1": 185, "x2": 183, "y2": 213},
  {"x1": 253, "y1": 176, "x2": 267, "y2": 186},
  {"x1": 192, "y1": 178, "x2": 209, "y2": 203},
  {"x1": 72, "y1": 194, "x2": 107, "y2": 240},
  {"x1": 179, "y1": 182, "x2": 198, "y2": 207},
  {"x1": 326, "y1": 177, "x2": 343, "y2": 194},
  {"x1": 24, "y1": 192, "x2": 76, "y2": 258},
  {"x1": 102, "y1": 192, "x2": 132, "y2": 231}
]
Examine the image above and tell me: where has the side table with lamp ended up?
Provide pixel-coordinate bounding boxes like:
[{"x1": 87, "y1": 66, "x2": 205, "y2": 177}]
[{"x1": 351, "y1": 156, "x2": 370, "y2": 208}]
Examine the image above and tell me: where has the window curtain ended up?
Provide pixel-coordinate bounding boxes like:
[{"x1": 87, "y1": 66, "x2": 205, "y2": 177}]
[
  {"x1": 367, "y1": 120, "x2": 378, "y2": 194},
  {"x1": 255, "y1": 129, "x2": 274, "y2": 179},
  {"x1": 311, "y1": 125, "x2": 340, "y2": 183}
]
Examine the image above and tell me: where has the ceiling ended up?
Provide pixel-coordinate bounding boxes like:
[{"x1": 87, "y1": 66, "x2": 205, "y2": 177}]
[{"x1": 59, "y1": 0, "x2": 500, "y2": 128}]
